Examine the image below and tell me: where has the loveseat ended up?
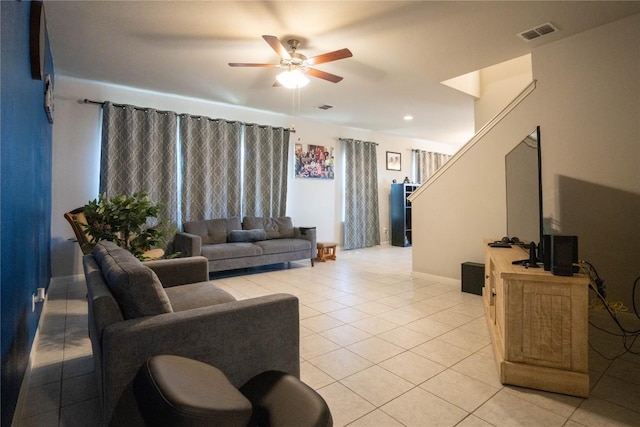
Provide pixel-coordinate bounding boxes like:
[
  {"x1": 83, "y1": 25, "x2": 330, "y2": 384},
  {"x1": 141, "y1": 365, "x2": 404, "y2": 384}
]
[
  {"x1": 83, "y1": 240, "x2": 300, "y2": 427},
  {"x1": 173, "y1": 216, "x2": 317, "y2": 273}
]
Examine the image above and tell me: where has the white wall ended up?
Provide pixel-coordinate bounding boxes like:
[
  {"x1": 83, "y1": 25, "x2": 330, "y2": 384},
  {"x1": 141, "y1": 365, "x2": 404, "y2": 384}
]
[
  {"x1": 475, "y1": 54, "x2": 533, "y2": 128},
  {"x1": 411, "y1": 14, "x2": 640, "y2": 308},
  {"x1": 534, "y1": 14, "x2": 640, "y2": 308},
  {"x1": 411, "y1": 102, "x2": 538, "y2": 276},
  {"x1": 51, "y1": 77, "x2": 460, "y2": 277}
]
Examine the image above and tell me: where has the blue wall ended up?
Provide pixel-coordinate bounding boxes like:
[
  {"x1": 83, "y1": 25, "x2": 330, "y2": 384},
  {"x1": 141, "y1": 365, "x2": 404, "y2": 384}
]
[{"x1": 1, "y1": 1, "x2": 53, "y2": 425}]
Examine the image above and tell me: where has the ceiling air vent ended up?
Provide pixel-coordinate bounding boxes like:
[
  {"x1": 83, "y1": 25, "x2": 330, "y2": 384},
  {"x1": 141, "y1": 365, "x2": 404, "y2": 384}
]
[
  {"x1": 318, "y1": 104, "x2": 333, "y2": 110},
  {"x1": 518, "y1": 22, "x2": 559, "y2": 41}
]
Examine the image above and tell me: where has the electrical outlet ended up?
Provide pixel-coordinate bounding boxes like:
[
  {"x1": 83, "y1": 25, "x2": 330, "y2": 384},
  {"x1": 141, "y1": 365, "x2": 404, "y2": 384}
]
[{"x1": 32, "y1": 288, "x2": 45, "y2": 312}]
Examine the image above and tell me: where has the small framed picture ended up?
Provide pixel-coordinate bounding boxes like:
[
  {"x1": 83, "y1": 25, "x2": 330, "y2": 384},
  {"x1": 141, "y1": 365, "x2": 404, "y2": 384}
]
[{"x1": 386, "y1": 151, "x2": 401, "y2": 171}]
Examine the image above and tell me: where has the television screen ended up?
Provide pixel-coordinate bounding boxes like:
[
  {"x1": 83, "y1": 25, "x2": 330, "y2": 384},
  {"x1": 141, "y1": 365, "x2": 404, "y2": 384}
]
[{"x1": 505, "y1": 127, "x2": 542, "y2": 247}]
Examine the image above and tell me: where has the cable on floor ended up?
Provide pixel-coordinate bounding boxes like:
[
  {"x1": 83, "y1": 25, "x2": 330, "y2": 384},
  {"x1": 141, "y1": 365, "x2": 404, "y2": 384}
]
[{"x1": 577, "y1": 261, "x2": 640, "y2": 357}]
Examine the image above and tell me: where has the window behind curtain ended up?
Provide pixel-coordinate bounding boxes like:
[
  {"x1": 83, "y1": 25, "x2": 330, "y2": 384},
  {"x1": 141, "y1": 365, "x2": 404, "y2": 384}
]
[
  {"x1": 100, "y1": 102, "x2": 290, "y2": 227},
  {"x1": 179, "y1": 115, "x2": 242, "y2": 221},
  {"x1": 100, "y1": 102, "x2": 178, "y2": 223},
  {"x1": 341, "y1": 138, "x2": 380, "y2": 250},
  {"x1": 243, "y1": 125, "x2": 290, "y2": 217},
  {"x1": 414, "y1": 150, "x2": 451, "y2": 184}
]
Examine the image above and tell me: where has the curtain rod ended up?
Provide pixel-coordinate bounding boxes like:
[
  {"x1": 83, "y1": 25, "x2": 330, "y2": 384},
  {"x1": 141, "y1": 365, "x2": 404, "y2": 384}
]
[
  {"x1": 81, "y1": 99, "x2": 296, "y2": 133},
  {"x1": 338, "y1": 138, "x2": 378, "y2": 146},
  {"x1": 412, "y1": 149, "x2": 451, "y2": 154}
]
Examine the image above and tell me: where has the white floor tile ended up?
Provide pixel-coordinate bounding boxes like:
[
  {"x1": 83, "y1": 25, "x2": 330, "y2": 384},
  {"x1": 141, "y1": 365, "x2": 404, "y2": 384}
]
[
  {"x1": 473, "y1": 389, "x2": 568, "y2": 426},
  {"x1": 320, "y1": 324, "x2": 372, "y2": 347},
  {"x1": 377, "y1": 326, "x2": 431, "y2": 350},
  {"x1": 309, "y1": 348, "x2": 373, "y2": 380},
  {"x1": 421, "y1": 369, "x2": 500, "y2": 412},
  {"x1": 317, "y1": 382, "x2": 376, "y2": 427},
  {"x1": 346, "y1": 408, "x2": 404, "y2": 426},
  {"x1": 379, "y1": 351, "x2": 446, "y2": 385},
  {"x1": 411, "y1": 338, "x2": 473, "y2": 367},
  {"x1": 570, "y1": 395, "x2": 640, "y2": 426},
  {"x1": 381, "y1": 387, "x2": 468, "y2": 427},
  {"x1": 341, "y1": 365, "x2": 414, "y2": 407},
  {"x1": 300, "y1": 333, "x2": 342, "y2": 359}
]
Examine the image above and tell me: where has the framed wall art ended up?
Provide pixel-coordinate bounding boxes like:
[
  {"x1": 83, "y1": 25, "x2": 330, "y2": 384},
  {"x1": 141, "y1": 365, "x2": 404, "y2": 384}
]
[
  {"x1": 386, "y1": 151, "x2": 401, "y2": 171},
  {"x1": 295, "y1": 143, "x2": 335, "y2": 179}
]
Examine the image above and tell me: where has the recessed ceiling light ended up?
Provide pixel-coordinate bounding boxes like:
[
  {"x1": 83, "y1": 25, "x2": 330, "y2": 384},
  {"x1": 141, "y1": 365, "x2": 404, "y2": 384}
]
[{"x1": 403, "y1": 115, "x2": 414, "y2": 121}]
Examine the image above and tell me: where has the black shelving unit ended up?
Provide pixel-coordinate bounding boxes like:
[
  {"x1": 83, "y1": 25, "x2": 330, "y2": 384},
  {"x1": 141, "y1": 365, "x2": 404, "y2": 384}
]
[{"x1": 390, "y1": 183, "x2": 419, "y2": 247}]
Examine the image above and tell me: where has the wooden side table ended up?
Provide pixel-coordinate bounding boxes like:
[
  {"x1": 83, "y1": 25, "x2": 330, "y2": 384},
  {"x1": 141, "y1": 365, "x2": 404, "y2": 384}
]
[{"x1": 316, "y1": 242, "x2": 337, "y2": 262}]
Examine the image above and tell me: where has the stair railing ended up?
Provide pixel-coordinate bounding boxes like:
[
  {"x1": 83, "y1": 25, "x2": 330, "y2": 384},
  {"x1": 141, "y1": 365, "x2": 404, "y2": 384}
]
[{"x1": 408, "y1": 79, "x2": 537, "y2": 202}]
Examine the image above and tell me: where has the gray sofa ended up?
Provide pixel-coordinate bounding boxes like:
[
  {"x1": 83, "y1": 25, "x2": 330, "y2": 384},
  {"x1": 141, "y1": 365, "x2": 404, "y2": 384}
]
[
  {"x1": 173, "y1": 216, "x2": 317, "y2": 273},
  {"x1": 83, "y1": 240, "x2": 300, "y2": 427}
]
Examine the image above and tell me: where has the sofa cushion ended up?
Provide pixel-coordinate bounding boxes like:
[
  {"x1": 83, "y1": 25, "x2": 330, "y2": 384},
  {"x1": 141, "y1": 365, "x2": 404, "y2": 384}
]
[
  {"x1": 93, "y1": 241, "x2": 173, "y2": 319},
  {"x1": 164, "y1": 282, "x2": 236, "y2": 311},
  {"x1": 228, "y1": 229, "x2": 266, "y2": 243},
  {"x1": 184, "y1": 218, "x2": 242, "y2": 244},
  {"x1": 201, "y1": 242, "x2": 263, "y2": 261},
  {"x1": 242, "y1": 217, "x2": 295, "y2": 239},
  {"x1": 254, "y1": 239, "x2": 311, "y2": 255}
]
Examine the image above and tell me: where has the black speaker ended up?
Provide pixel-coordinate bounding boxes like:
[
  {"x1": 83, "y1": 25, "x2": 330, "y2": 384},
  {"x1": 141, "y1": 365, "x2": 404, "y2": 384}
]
[
  {"x1": 461, "y1": 262, "x2": 485, "y2": 295},
  {"x1": 551, "y1": 235, "x2": 578, "y2": 276}
]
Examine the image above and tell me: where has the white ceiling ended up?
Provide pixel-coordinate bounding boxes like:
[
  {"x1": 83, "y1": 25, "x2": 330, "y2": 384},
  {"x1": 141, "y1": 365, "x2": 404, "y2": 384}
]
[{"x1": 44, "y1": 1, "x2": 640, "y2": 145}]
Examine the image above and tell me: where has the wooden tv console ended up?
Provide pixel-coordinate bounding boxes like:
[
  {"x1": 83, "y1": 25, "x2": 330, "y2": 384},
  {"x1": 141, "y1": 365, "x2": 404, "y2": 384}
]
[{"x1": 483, "y1": 243, "x2": 590, "y2": 397}]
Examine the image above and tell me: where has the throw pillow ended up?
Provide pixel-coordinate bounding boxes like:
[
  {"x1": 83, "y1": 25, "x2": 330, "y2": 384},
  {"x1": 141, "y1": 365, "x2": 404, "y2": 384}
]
[
  {"x1": 227, "y1": 229, "x2": 266, "y2": 243},
  {"x1": 184, "y1": 217, "x2": 242, "y2": 244},
  {"x1": 242, "y1": 217, "x2": 295, "y2": 239}
]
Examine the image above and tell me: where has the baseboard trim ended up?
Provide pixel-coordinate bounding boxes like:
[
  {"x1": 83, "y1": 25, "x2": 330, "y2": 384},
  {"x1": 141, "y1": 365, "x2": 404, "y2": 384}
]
[
  {"x1": 11, "y1": 278, "x2": 53, "y2": 427},
  {"x1": 411, "y1": 271, "x2": 460, "y2": 286}
]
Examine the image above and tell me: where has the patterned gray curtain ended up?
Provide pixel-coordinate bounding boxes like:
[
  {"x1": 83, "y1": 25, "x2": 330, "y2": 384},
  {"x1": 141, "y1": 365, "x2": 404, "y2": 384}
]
[
  {"x1": 100, "y1": 102, "x2": 178, "y2": 223},
  {"x1": 243, "y1": 125, "x2": 290, "y2": 217},
  {"x1": 180, "y1": 116, "x2": 242, "y2": 221},
  {"x1": 415, "y1": 150, "x2": 451, "y2": 183},
  {"x1": 341, "y1": 138, "x2": 380, "y2": 250}
]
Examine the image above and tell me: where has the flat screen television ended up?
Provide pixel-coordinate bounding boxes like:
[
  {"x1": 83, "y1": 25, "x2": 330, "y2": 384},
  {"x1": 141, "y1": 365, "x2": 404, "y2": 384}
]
[{"x1": 505, "y1": 126, "x2": 543, "y2": 254}]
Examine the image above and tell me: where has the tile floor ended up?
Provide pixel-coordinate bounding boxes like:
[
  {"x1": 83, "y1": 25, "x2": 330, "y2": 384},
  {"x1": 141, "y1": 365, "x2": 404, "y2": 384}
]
[{"x1": 18, "y1": 245, "x2": 640, "y2": 426}]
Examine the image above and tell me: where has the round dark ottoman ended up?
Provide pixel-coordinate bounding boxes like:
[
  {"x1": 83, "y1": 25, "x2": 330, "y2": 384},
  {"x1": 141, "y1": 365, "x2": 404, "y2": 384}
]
[
  {"x1": 134, "y1": 355, "x2": 252, "y2": 427},
  {"x1": 240, "y1": 371, "x2": 332, "y2": 427}
]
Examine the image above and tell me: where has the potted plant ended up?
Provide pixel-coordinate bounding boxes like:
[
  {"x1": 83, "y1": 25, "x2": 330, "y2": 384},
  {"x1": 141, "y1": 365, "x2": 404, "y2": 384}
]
[{"x1": 82, "y1": 191, "x2": 170, "y2": 260}]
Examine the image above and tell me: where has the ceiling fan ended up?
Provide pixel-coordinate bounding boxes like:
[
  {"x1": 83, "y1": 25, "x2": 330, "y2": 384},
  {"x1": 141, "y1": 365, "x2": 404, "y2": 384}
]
[{"x1": 229, "y1": 35, "x2": 353, "y2": 87}]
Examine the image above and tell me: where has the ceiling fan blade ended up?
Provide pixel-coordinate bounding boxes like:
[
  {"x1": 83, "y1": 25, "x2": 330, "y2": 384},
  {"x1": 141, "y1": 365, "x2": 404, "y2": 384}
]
[
  {"x1": 228, "y1": 63, "x2": 277, "y2": 67},
  {"x1": 306, "y1": 48, "x2": 353, "y2": 65},
  {"x1": 262, "y1": 35, "x2": 291, "y2": 60},
  {"x1": 306, "y1": 68, "x2": 344, "y2": 83}
]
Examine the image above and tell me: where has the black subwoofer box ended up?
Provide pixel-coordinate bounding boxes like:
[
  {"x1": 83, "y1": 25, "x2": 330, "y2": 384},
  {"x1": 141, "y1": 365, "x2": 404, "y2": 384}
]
[
  {"x1": 461, "y1": 262, "x2": 485, "y2": 295},
  {"x1": 542, "y1": 234, "x2": 579, "y2": 275},
  {"x1": 551, "y1": 235, "x2": 578, "y2": 276}
]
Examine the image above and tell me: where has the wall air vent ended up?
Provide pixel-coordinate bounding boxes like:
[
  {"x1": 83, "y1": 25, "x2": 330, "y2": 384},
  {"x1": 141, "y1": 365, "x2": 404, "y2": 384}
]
[
  {"x1": 318, "y1": 104, "x2": 333, "y2": 110},
  {"x1": 518, "y1": 22, "x2": 559, "y2": 41}
]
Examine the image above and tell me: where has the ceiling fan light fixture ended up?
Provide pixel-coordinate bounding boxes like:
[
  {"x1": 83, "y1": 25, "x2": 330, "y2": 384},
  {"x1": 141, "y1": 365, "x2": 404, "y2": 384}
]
[{"x1": 277, "y1": 68, "x2": 310, "y2": 89}]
